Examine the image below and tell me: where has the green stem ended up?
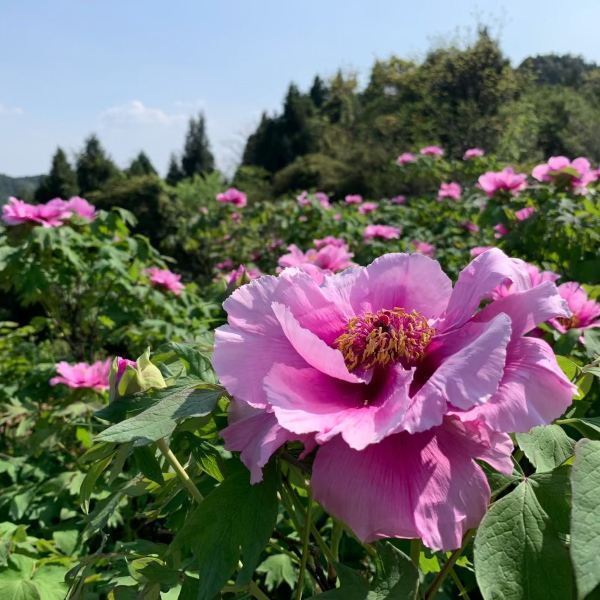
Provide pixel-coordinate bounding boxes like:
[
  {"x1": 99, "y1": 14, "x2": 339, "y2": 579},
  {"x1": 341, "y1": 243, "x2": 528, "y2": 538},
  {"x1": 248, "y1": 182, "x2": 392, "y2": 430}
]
[
  {"x1": 449, "y1": 567, "x2": 471, "y2": 599},
  {"x1": 156, "y1": 438, "x2": 203, "y2": 503},
  {"x1": 294, "y1": 487, "x2": 313, "y2": 600},
  {"x1": 424, "y1": 530, "x2": 474, "y2": 600},
  {"x1": 248, "y1": 580, "x2": 270, "y2": 600},
  {"x1": 410, "y1": 538, "x2": 421, "y2": 569},
  {"x1": 331, "y1": 520, "x2": 343, "y2": 562}
]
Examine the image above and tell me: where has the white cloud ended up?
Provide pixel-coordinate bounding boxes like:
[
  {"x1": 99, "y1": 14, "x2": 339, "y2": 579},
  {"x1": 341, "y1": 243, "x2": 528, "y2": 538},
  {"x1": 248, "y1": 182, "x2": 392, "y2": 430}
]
[
  {"x1": 0, "y1": 103, "x2": 24, "y2": 116},
  {"x1": 98, "y1": 100, "x2": 187, "y2": 127}
]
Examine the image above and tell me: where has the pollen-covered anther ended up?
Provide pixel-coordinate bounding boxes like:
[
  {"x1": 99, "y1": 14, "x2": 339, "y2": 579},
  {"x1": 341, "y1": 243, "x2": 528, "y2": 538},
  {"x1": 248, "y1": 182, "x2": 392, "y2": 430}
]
[{"x1": 335, "y1": 307, "x2": 435, "y2": 371}]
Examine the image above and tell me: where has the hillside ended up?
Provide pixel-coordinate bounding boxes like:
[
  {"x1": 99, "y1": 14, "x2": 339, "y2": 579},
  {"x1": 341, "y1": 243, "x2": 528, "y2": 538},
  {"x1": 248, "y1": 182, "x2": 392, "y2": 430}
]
[{"x1": 0, "y1": 173, "x2": 43, "y2": 202}]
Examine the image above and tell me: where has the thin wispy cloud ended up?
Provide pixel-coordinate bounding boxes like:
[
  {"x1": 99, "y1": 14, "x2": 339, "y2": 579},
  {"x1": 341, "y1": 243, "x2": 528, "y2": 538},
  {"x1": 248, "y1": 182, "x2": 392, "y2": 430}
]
[
  {"x1": 98, "y1": 100, "x2": 187, "y2": 127},
  {"x1": 0, "y1": 103, "x2": 24, "y2": 116}
]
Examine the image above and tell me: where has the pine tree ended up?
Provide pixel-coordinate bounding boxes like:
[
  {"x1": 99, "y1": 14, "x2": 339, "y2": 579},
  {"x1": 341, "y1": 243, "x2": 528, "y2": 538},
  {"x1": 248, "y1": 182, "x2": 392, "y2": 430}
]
[
  {"x1": 180, "y1": 113, "x2": 215, "y2": 178},
  {"x1": 165, "y1": 154, "x2": 184, "y2": 185},
  {"x1": 309, "y1": 75, "x2": 328, "y2": 108},
  {"x1": 35, "y1": 147, "x2": 79, "y2": 201},
  {"x1": 76, "y1": 135, "x2": 120, "y2": 194},
  {"x1": 127, "y1": 151, "x2": 158, "y2": 177}
]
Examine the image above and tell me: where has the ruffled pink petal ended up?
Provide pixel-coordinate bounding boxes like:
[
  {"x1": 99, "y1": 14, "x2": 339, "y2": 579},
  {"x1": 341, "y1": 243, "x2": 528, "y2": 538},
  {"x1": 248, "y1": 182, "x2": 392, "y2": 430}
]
[
  {"x1": 453, "y1": 337, "x2": 576, "y2": 432},
  {"x1": 442, "y1": 248, "x2": 531, "y2": 331},
  {"x1": 312, "y1": 418, "x2": 511, "y2": 550},
  {"x1": 264, "y1": 363, "x2": 413, "y2": 451}
]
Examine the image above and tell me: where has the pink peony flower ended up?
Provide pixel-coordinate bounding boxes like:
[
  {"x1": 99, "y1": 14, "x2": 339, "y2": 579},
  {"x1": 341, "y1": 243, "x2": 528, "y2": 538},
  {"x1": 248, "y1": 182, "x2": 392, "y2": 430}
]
[
  {"x1": 345, "y1": 194, "x2": 363, "y2": 205},
  {"x1": 64, "y1": 196, "x2": 96, "y2": 220},
  {"x1": 278, "y1": 243, "x2": 354, "y2": 283},
  {"x1": 363, "y1": 224, "x2": 401, "y2": 241},
  {"x1": 420, "y1": 145, "x2": 444, "y2": 157},
  {"x1": 550, "y1": 282, "x2": 600, "y2": 333},
  {"x1": 532, "y1": 156, "x2": 598, "y2": 192},
  {"x1": 333, "y1": 213, "x2": 342, "y2": 222},
  {"x1": 358, "y1": 201, "x2": 378, "y2": 215},
  {"x1": 493, "y1": 223, "x2": 509, "y2": 238},
  {"x1": 50, "y1": 359, "x2": 111, "y2": 391},
  {"x1": 216, "y1": 187, "x2": 247, "y2": 208},
  {"x1": 297, "y1": 191, "x2": 311, "y2": 207},
  {"x1": 437, "y1": 182, "x2": 462, "y2": 201},
  {"x1": 226, "y1": 265, "x2": 263, "y2": 285},
  {"x1": 314, "y1": 236, "x2": 346, "y2": 249},
  {"x1": 515, "y1": 206, "x2": 536, "y2": 221},
  {"x1": 463, "y1": 148, "x2": 485, "y2": 160},
  {"x1": 230, "y1": 211, "x2": 242, "y2": 223},
  {"x1": 478, "y1": 168, "x2": 528, "y2": 198},
  {"x1": 216, "y1": 259, "x2": 234, "y2": 270},
  {"x1": 396, "y1": 152, "x2": 415, "y2": 166},
  {"x1": 470, "y1": 246, "x2": 494, "y2": 257},
  {"x1": 315, "y1": 192, "x2": 331, "y2": 209},
  {"x1": 2, "y1": 197, "x2": 65, "y2": 228},
  {"x1": 412, "y1": 240, "x2": 436, "y2": 257},
  {"x1": 492, "y1": 263, "x2": 560, "y2": 300},
  {"x1": 214, "y1": 249, "x2": 574, "y2": 549},
  {"x1": 146, "y1": 267, "x2": 184, "y2": 295},
  {"x1": 461, "y1": 221, "x2": 480, "y2": 233},
  {"x1": 390, "y1": 195, "x2": 406, "y2": 204}
]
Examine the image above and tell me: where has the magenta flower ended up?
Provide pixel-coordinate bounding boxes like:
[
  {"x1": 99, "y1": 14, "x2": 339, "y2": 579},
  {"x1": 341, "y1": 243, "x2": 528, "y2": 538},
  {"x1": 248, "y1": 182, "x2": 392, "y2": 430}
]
[
  {"x1": 314, "y1": 236, "x2": 346, "y2": 249},
  {"x1": 463, "y1": 148, "x2": 485, "y2": 160},
  {"x1": 364, "y1": 224, "x2": 401, "y2": 241},
  {"x1": 345, "y1": 194, "x2": 363, "y2": 205},
  {"x1": 478, "y1": 168, "x2": 528, "y2": 198},
  {"x1": 390, "y1": 195, "x2": 406, "y2": 204},
  {"x1": 216, "y1": 187, "x2": 247, "y2": 208},
  {"x1": 420, "y1": 145, "x2": 444, "y2": 157},
  {"x1": 216, "y1": 259, "x2": 234, "y2": 271},
  {"x1": 396, "y1": 152, "x2": 415, "y2": 166},
  {"x1": 493, "y1": 223, "x2": 509, "y2": 238},
  {"x1": 146, "y1": 267, "x2": 184, "y2": 295},
  {"x1": 461, "y1": 221, "x2": 480, "y2": 233},
  {"x1": 278, "y1": 243, "x2": 354, "y2": 282},
  {"x1": 532, "y1": 156, "x2": 598, "y2": 192},
  {"x1": 296, "y1": 191, "x2": 311, "y2": 207},
  {"x1": 492, "y1": 263, "x2": 559, "y2": 300},
  {"x1": 550, "y1": 282, "x2": 600, "y2": 333},
  {"x1": 470, "y1": 246, "x2": 494, "y2": 257},
  {"x1": 50, "y1": 359, "x2": 111, "y2": 391},
  {"x1": 515, "y1": 206, "x2": 536, "y2": 221},
  {"x1": 2, "y1": 197, "x2": 65, "y2": 228},
  {"x1": 412, "y1": 241, "x2": 436, "y2": 257},
  {"x1": 214, "y1": 249, "x2": 574, "y2": 549},
  {"x1": 358, "y1": 201, "x2": 378, "y2": 215},
  {"x1": 437, "y1": 182, "x2": 462, "y2": 202},
  {"x1": 226, "y1": 265, "x2": 263, "y2": 285},
  {"x1": 64, "y1": 197, "x2": 96, "y2": 220}
]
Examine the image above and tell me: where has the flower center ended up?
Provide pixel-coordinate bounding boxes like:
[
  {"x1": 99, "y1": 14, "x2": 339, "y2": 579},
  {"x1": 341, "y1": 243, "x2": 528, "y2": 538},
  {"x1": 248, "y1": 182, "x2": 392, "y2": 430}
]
[
  {"x1": 557, "y1": 314, "x2": 580, "y2": 330},
  {"x1": 335, "y1": 307, "x2": 435, "y2": 371}
]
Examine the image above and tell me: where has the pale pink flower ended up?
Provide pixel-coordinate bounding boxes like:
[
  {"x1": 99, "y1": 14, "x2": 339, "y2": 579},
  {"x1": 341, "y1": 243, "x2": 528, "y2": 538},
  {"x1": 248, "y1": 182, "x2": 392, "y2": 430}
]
[
  {"x1": 390, "y1": 195, "x2": 406, "y2": 204},
  {"x1": 550, "y1": 282, "x2": 600, "y2": 333},
  {"x1": 297, "y1": 191, "x2": 311, "y2": 207},
  {"x1": 299, "y1": 215, "x2": 308, "y2": 222},
  {"x1": 470, "y1": 246, "x2": 494, "y2": 257},
  {"x1": 413, "y1": 240, "x2": 436, "y2": 257},
  {"x1": 463, "y1": 148, "x2": 485, "y2": 160},
  {"x1": 216, "y1": 259, "x2": 234, "y2": 270},
  {"x1": 493, "y1": 224, "x2": 509, "y2": 238},
  {"x1": 2, "y1": 197, "x2": 65, "y2": 228},
  {"x1": 358, "y1": 201, "x2": 378, "y2": 215},
  {"x1": 492, "y1": 263, "x2": 560, "y2": 300},
  {"x1": 515, "y1": 206, "x2": 536, "y2": 221},
  {"x1": 146, "y1": 267, "x2": 184, "y2": 295},
  {"x1": 420, "y1": 145, "x2": 444, "y2": 157},
  {"x1": 396, "y1": 152, "x2": 415, "y2": 166},
  {"x1": 363, "y1": 224, "x2": 401, "y2": 241},
  {"x1": 315, "y1": 192, "x2": 331, "y2": 209},
  {"x1": 231, "y1": 212, "x2": 242, "y2": 223},
  {"x1": 50, "y1": 359, "x2": 111, "y2": 391},
  {"x1": 314, "y1": 236, "x2": 346, "y2": 249},
  {"x1": 214, "y1": 249, "x2": 574, "y2": 549},
  {"x1": 478, "y1": 168, "x2": 528, "y2": 198},
  {"x1": 65, "y1": 197, "x2": 96, "y2": 220},
  {"x1": 278, "y1": 243, "x2": 354, "y2": 282},
  {"x1": 333, "y1": 213, "x2": 342, "y2": 222},
  {"x1": 461, "y1": 221, "x2": 480, "y2": 233},
  {"x1": 345, "y1": 194, "x2": 363, "y2": 205},
  {"x1": 216, "y1": 187, "x2": 247, "y2": 208},
  {"x1": 437, "y1": 182, "x2": 462, "y2": 201},
  {"x1": 226, "y1": 265, "x2": 263, "y2": 285},
  {"x1": 532, "y1": 156, "x2": 598, "y2": 192}
]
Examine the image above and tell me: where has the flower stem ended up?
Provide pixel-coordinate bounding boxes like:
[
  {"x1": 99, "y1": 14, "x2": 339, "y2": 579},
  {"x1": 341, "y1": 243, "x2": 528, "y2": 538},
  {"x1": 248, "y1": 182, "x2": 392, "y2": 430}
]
[
  {"x1": 156, "y1": 438, "x2": 203, "y2": 503},
  {"x1": 294, "y1": 486, "x2": 313, "y2": 600},
  {"x1": 410, "y1": 538, "x2": 421, "y2": 569},
  {"x1": 424, "y1": 530, "x2": 474, "y2": 600},
  {"x1": 331, "y1": 520, "x2": 343, "y2": 562}
]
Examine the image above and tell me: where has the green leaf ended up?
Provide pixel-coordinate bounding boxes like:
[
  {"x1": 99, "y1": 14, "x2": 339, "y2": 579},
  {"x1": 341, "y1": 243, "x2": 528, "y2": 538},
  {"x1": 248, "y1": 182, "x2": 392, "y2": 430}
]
[
  {"x1": 79, "y1": 455, "x2": 113, "y2": 513},
  {"x1": 256, "y1": 554, "x2": 296, "y2": 592},
  {"x1": 0, "y1": 555, "x2": 67, "y2": 600},
  {"x1": 516, "y1": 425, "x2": 574, "y2": 472},
  {"x1": 561, "y1": 417, "x2": 600, "y2": 440},
  {"x1": 474, "y1": 474, "x2": 574, "y2": 600},
  {"x1": 172, "y1": 465, "x2": 278, "y2": 600},
  {"x1": 133, "y1": 446, "x2": 164, "y2": 484},
  {"x1": 95, "y1": 382, "x2": 224, "y2": 445},
  {"x1": 571, "y1": 439, "x2": 600, "y2": 599}
]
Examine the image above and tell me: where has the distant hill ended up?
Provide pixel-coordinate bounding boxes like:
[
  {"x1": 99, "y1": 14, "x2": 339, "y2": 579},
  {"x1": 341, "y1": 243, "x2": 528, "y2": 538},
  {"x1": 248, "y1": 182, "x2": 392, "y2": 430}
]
[{"x1": 0, "y1": 174, "x2": 43, "y2": 202}]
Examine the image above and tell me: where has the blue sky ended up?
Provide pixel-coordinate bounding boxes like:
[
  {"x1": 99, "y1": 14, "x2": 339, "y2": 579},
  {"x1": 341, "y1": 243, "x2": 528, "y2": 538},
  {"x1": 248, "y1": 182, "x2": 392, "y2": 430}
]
[{"x1": 1, "y1": 0, "x2": 599, "y2": 177}]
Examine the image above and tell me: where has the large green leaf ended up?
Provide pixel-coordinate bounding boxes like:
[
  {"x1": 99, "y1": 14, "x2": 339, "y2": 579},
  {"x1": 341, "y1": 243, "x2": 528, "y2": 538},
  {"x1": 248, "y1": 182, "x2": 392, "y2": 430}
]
[
  {"x1": 516, "y1": 425, "x2": 574, "y2": 472},
  {"x1": 474, "y1": 471, "x2": 574, "y2": 599},
  {"x1": 173, "y1": 465, "x2": 278, "y2": 600},
  {"x1": 0, "y1": 555, "x2": 67, "y2": 600},
  {"x1": 571, "y1": 439, "x2": 600, "y2": 599},
  {"x1": 95, "y1": 381, "x2": 224, "y2": 444}
]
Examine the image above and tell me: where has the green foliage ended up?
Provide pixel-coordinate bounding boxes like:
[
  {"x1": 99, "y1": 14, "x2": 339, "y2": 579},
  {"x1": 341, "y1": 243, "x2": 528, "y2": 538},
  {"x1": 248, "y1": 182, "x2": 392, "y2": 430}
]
[
  {"x1": 127, "y1": 151, "x2": 158, "y2": 177},
  {"x1": 181, "y1": 113, "x2": 215, "y2": 178},
  {"x1": 34, "y1": 147, "x2": 79, "y2": 202},
  {"x1": 76, "y1": 134, "x2": 121, "y2": 195}
]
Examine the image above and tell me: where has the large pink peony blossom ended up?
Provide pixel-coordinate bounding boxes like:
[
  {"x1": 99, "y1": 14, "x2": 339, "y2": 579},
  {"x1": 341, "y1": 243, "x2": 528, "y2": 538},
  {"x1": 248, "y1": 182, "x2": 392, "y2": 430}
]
[
  {"x1": 437, "y1": 182, "x2": 462, "y2": 201},
  {"x1": 550, "y1": 282, "x2": 600, "y2": 333},
  {"x1": 213, "y1": 249, "x2": 575, "y2": 550},
  {"x1": 146, "y1": 267, "x2": 184, "y2": 295},
  {"x1": 478, "y1": 168, "x2": 527, "y2": 198},
  {"x1": 50, "y1": 359, "x2": 111, "y2": 391},
  {"x1": 363, "y1": 224, "x2": 401, "y2": 241},
  {"x1": 420, "y1": 145, "x2": 444, "y2": 157},
  {"x1": 2, "y1": 196, "x2": 96, "y2": 227},
  {"x1": 463, "y1": 148, "x2": 485, "y2": 160},
  {"x1": 216, "y1": 188, "x2": 247, "y2": 207},
  {"x1": 532, "y1": 156, "x2": 597, "y2": 192}
]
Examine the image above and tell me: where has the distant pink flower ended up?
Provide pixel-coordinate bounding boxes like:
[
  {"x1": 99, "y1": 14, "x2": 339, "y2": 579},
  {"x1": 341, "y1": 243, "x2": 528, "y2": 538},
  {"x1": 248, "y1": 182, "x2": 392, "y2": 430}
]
[
  {"x1": 278, "y1": 243, "x2": 354, "y2": 282},
  {"x1": 268, "y1": 239, "x2": 284, "y2": 251},
  {"x1": 413, "y1": 240, "x2": 436, "y2": 257},
  {"x1": 146, "y1": 267, "x2": 184, "y2": 295},
  {"x1": 358, "y1": 201, "x2": 378, "y2": 215},
  {"x1": 363, "y1": 224, "x2": 401, "y2": 241},
  {"x1": 492, "y1": 263, "x2": 560, "y2": 300},
  {"x1": 314, "y1": 236, "x2": 346, "y2": 249},
  {"x1": 345, "y1": 194, "x2": 363, "y2": 205},
  {"x1": 65, "y1": 197, "x2": 96, "y2": 220},
  {"x1": 461, "y1": 221, "x2": 480, "y2": 233},
  {"x1": 420, "y1": 145, "x2": 444, "y2": 157},
  {"x1": 50, "y1": 359, "x2": 111, "y2": 391},
  {"x1": 333, "y1": 213, "x2": 342, "y2": 222},
  {"x1": 390, "y1": 195, "x2": 406, "y2": 204},
  {"x1": 216, "y1": 259, "x2": 234, "y2": 270},
  {"x1": 493, "y1": 224, "x2": 509, "y2": 238},
  {"x1": 297, "y1": 191, "x2": 310, "y2": 207},
  {"x1": 396, "y1": 152, "x2": 415, "y2": 166},
  {"x1": 515, "y1": 207, "x2": 536, "y2": 221},
  {"x1": 231, "y1": 211, "x2": 242, "y2": 223},
  {"x1": 550, "y1": 282, "x2": 600, "y2": 333},
  {"x1": 470, "y1": 246, "x2": 494, "y2": 257},
  {"x1": 464, "y1": 148, "x2": 485, "y2": 160},
  {"x1": 315, "y1": 192, "x2": 331, "y2": 209},
  {"x1": 478, "y1": 168, "x2": 527, "y2": 198},
  {"x1": 299, "y1": 215, "x2": 308, "y2": 222},
  {"x1": 226, "y1": 265, "x2": 263, "y2": 285},
  {"x1": 215, "y1": 249, "x2": 574, "y2": 549},
  {"x1": 216, "y1": 187, "x2": 247, "y2": 208},
  {"x1": 437, "y1": 182, "x2": 462, "y2": 201},
  {"x1": 532, "y1": 156, "x2": 598, "y2": 192}
]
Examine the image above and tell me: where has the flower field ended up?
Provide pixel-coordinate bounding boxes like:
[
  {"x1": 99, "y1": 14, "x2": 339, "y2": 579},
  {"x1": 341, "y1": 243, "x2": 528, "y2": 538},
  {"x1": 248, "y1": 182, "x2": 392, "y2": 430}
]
[{"x1": 1, "y1": 147, "x2": 599, "y2": 600}]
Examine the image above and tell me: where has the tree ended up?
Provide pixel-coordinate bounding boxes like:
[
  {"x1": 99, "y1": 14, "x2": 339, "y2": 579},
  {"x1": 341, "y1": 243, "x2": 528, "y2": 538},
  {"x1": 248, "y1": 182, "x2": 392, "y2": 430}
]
[
  {"x1": 127, "y1": 151, "x2": 157, "y2": 177},
  {"x1": 76, "y1": 135, "x2": 120, "y2": 194},
  {"x1": 35, "y1": 148, "x2": 79, "y2": 201},
  {"x1": 181, "y1": 113, "x2": 215, "y2": 178},
  {"x1": 165, "y1": 154, "x2": 184, "y2": 186},
  {"x1": 309, "y1": 75, "x2": 328, "y2": 108}
]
